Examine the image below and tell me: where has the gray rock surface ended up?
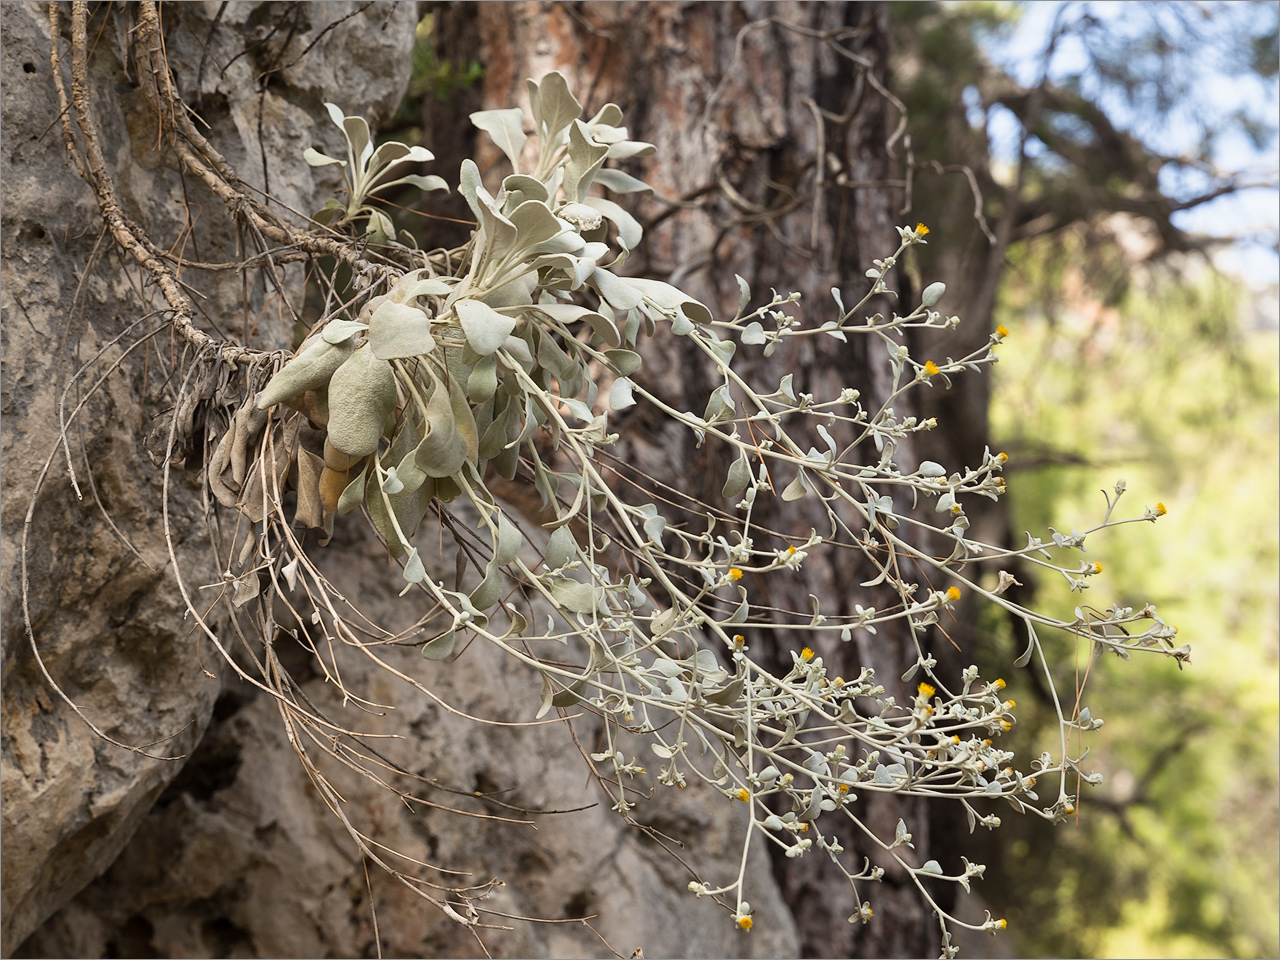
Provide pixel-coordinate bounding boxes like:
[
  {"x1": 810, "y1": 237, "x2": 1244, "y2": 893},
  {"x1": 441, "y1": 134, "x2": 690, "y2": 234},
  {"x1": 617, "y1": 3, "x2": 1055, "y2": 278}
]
[
  {"x1": 1, "y1": 2, "x2": 415, "y2": 954},
  {"x1": 2, "y1": 3, "x2": 799, "y2": 956}
]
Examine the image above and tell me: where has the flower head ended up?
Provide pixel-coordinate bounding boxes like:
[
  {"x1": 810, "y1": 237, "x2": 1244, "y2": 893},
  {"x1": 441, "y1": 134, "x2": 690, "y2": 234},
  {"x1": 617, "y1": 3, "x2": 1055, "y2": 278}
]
[
  {"x1": 916, "y1": 222, "x2": 930, "y2": 236},
  {"x1": 924, "y1": 360, "x2": 941, "y2": 377},
  {"x1": 736, "y1": 787, "x2": 750, "y2": 802},
  {"x1": 800, "y1": 647, "x2": 815, "y2": 661},
  {"x1": 918, "y1": 682, "x2": 936, "y2": 699},
  {"x1": 737, "y1": 915, "x2": 754, "y2": 931},
  {"x1": 728, "y1": 567, "x2": 744, "y2": 581},
  {"x1": 995, "y1": 324, "x2": 1010, "y2": 338},
  {"x1": 945, "y1": 586, "x2": 962, "y2": 602},
  {"x1": 1156, "y1": 502, "x2": 1168, "y2": 516}
]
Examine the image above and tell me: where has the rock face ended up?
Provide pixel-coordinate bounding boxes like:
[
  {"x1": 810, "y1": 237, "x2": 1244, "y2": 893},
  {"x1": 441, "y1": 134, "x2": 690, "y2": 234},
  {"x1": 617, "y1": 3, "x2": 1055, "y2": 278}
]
[{"x1": 2, "y1": 4, "x2": 799, "y2": 957}]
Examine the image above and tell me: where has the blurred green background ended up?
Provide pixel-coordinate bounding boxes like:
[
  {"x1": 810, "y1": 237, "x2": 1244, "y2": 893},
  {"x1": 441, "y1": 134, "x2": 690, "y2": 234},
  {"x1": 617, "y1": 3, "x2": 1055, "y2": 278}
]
[{"x1": 889, "y1": 2, "x2": 1278, "y2": 955}]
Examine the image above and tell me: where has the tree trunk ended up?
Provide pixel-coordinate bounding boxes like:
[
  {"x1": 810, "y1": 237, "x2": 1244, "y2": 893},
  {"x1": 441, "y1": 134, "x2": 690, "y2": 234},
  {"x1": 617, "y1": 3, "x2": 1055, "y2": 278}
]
[{"x1": 463, "y1": 3, "x2": 940, "y2": 955}]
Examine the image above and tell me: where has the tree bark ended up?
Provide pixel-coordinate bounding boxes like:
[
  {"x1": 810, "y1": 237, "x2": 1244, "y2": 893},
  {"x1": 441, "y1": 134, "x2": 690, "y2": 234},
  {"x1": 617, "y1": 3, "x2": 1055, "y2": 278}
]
[{"x1": 460, "y1": 3, "x2": 941, "y2": 955}]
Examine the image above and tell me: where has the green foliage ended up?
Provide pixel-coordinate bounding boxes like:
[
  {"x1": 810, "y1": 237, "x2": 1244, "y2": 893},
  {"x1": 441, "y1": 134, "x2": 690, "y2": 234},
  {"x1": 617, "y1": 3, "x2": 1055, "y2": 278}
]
[{"x1": 405, "y1": 13, "x2": 483, "y2": 106}]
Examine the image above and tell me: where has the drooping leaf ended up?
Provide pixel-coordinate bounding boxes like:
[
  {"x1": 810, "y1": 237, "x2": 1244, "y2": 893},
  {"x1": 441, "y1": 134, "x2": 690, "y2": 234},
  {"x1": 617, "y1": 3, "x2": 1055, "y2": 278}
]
[
  {"x1": 471, "y1": 107, "x2": 528, "y2": 170},
  {"x1": 456, "y1": 299, "x2": 518, "y2": 356},
  {"x1": 367, "y1": 302, "x2": 435, "y2": 360}
]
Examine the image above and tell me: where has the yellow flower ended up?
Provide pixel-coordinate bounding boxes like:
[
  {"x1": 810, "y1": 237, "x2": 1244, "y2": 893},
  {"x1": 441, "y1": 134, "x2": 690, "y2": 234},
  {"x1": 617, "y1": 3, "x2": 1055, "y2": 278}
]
[
  {"x1": 737, "y1": 916, "x2": 754, "y2": 931},
  {"x1": 728, "y1": 567, "x2": 744, "y2": 581},
  {"x1": 1156, "y1": 502, "x2": 1168, "y2": 516},
  {"x1": 994, "y1": 677, "x2": 1006, "y2": 690},
  {"x1": 997, "y1": 918, "x2": 1008, "y2": 930},
  {"x1": 736, "y1": 788, "x2": 750, "y2": 802},
  {"x1": 800, "y1": 647, "x2": 815, "y2": 661},
  {"x1": 916, "y1": 222, "x2": 930, "y2": 236},
  {"x1": 787, "y1": 545, "x2": 798, "y2": 555},
  {"x1": 996, "y1": 324, "x2": 1009, "y2": 338},
  {"x1": 997, "y1": 451, "x2": 1009, "y2": 462},
  {"x1": 924, "y1": 360, "x2": 941, "y2": 376},
  {"x1": 918, "y1": 682, "x2": 936, "y2": 699},
  {"x1": 1005, "y1": 699, "x2": 1016, "y2": 710},
  {"x1": 946, "y1": 586, "x2": 962, "y2": 602},
  {"x1": 1087, "y1": 562, "x2": 1103, "y2": 575},
  {"x1": 838, "y1": 783, "x2": 851, "y2": 794},
  {"x1": 999, "y1": 719, "x2": 1012, "y2": 731}
]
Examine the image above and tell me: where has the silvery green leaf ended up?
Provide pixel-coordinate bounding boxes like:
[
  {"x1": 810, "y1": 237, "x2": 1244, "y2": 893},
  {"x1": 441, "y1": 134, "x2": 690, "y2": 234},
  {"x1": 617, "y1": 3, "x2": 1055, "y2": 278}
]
[
  {"x1": 458, "y1": 159, "x2": 484, "y2": 222},
  {"x1": 551, "y1": 578, "x2": 598, "y2": 614},
  {"x1": 778, "y1": 374, "x2": 797, "y2": 402},
  {"x1": 324, "y1": 101, "x2": 348, "y2": 130},
  {"x1": 495, "y1": 512, "x2": 523, "y2": 565},
  {"x1": 608, "y1": 377, "x2": 635, "y2": 411},
  {"x1": 724, "y1": 589, "x2": 749, "y2": 625},
  {"x1": 782, "y1": 470, "x2": 808, "y2": 501},
  {"x1": 468, "y1": 354, "x2": 498, "y2": 403},
  {"x1": 470, "y1": 564, "x2": 503, "y2": 610},
  {"x1": 456, "y1": 299, "x2": 518, "y2": 356},
  {"x1": 342, "y1": 114, "x2": 373, "y2": 169},
  {"x1": 560, "y1": 397, "x2": 594, "y2": 422},
  {"x1": 642, "y1": 511, "x2": 665, "y2": 547},
  {"x1": 304, "y1": 147, "x2": 345, "y2": 168},
  {"x1": 734, "y1": 274, "x2": 752, "y2": 317},
  {"x1": 403, "y1": 546, "x2": 426, "y2": 583},
  {"x1": 336, "y1": 469, "x2": 367, "y2": 515},
  {"x1": 529, "y1": 71, "x2": 581, "y2": 142},
  {"x1": 563, "y1": 120, "x2": 609, "y2": 202},
  {"x1": 368, "y1": 302, "x2": 435, "y2": 360},
  {"x1": 501, "y1": 174, "x2": 549, "y2": 205},
  {"x1": 500, "y1": 334, "x2": 534, "y2": 367},
  {"x1": 526, "y1": 231, "x2": 586, "y2": 256},
  {"x1": 544, "y1": 525, "x2": 578, "y2": 570},
  {"x1": 509, "y1": 198, "x2": 566, "y2": 248},
  {"x1": 722, "y1": 456, "x2": 751, "y2": 499},
  {"x1": 819, "y1": 321, "x2": 848, "y2": 342},
  {"x1": 605, "y1": 140, "x2": 656, "y2": 159},
  {"x1": 707, "y1": 336, "x2": 736, "y2": 366},
  {"x1": 921, "y1": 282, "x2": 946, "y2": 307},
  {"x1": 321, "y1": 318, "x2": 368, "y2": 345},
  {"x1": 650, "y1": 742, "x2": 675, "y2": 759},
  {"x1": 398, "y1": 276, "x2": 454, "y2": 301},
  {"x1": 368, "y1": 140, "x2": 433, "y2": 170},
  {"x1": 421, "y1": 629, "x2": 456, "y2": 660},
  {"x1": 592, "y1": 168, "x2": 654, "y2": 196},
  {"x1": 470, "y1": 107, "x2": 528, "y2": 170},
  {"x1": 381, "y1": 467, "x2": 405, "y2": 495},
  {"x1": 371, "y1": 173, "x2": 448, "y2": 195},
  {"x1": 832, "y1": 286, "x2": 847, "y2": 314},
  {"x1": 623, "y1": 277, "x2": 711, "y2": 325},
  {"x1": 741, "y1": 322, "x2": 766, "y2": 345},
  {"x1": 704, "y1": 678, "x2": 744, "y2": 705},
  {"x1": 918, "y1": 460, "x2": 947, "y2": 478},
  {"x1": 586, "y1": 102, "x2": 624, "y2": 127},
  {"x1": 604, "y1": 349, "x2": 642, "y2": 376},
  {"x1": 920, "y1": 860, "x2": 944, "y2": 876},
  {"x1": 365, "y1": 209, "x2": 394, "y2": 244},
  {"x1": 704, "y1": 383, "x2": 734, "y2": 422}
]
